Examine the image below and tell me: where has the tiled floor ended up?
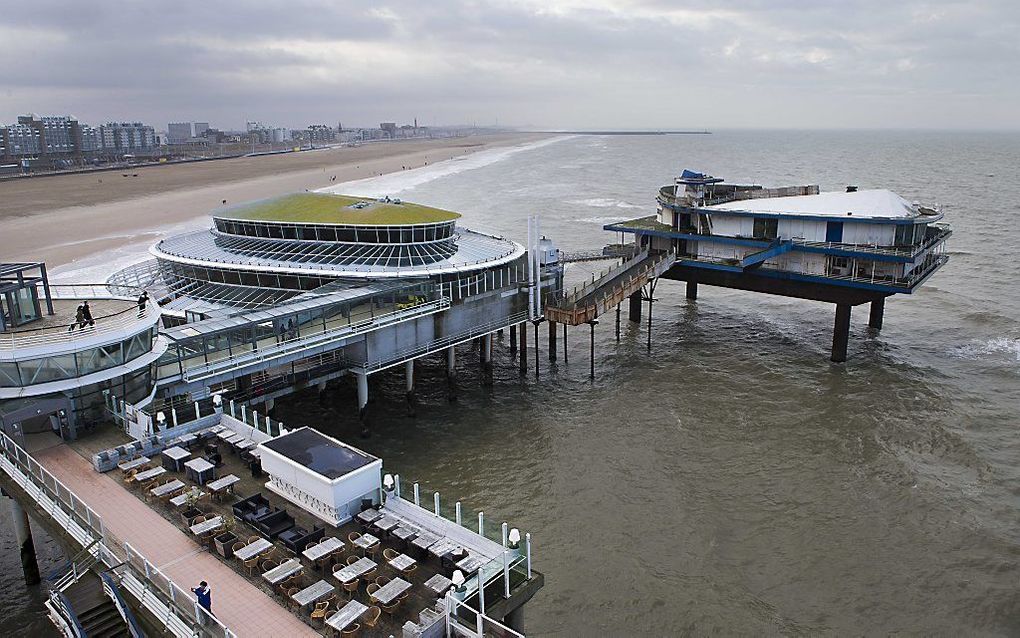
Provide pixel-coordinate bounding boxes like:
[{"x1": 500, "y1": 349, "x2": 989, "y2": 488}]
[{"x1": 35, "y1": 444, "x2": 318, "y2": 638}]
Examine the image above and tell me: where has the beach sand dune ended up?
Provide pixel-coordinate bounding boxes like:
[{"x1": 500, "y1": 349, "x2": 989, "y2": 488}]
[{"x1": 0, "y1": 133, "x2": 545, "y2": 269}]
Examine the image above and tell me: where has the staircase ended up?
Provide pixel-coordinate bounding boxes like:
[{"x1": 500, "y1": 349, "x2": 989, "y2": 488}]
[{"x1": 64, "y1": 575, "x2": 131, "y2": 638}]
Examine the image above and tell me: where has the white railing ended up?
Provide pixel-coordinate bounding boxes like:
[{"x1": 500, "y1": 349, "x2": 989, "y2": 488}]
[
  {"x1": 444, "y1": 592, "x2": 525, "y2": 638},
  {"x1": 0, "y1": 306, "x2": 158, "y2": 351},
  {"x1": 0, "y1": 429, "x2": 235, "y2": 637}
]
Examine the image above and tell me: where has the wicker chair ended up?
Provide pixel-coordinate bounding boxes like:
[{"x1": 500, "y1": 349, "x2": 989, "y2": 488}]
[
  {"x1": 285, "y1": 587, "x2": 300, "y2": 611},
  {"x1": 361, "y1": 566, "x2": 377, "y2": 581},
  {"x1": 260, "y1": 558, "x2": 279, "y2": 574},
  {"x1": 383, "y1": 548, "x2": 400, "y2": 562},
  {"x1": 363, "y1": 606, "x2": 381, "y2": 628},
  {"x1": 122, "y1": 468, "x2": 138, "y2": 484},
  {"x1": 310, "y1": 601, "x2": 329, "y2": 626},
  {"x1": 366, "y1": 583, "x2": 380, "y2": 603},
  {"x1": 244, "y1": 556, "x2": 260, "y2": 576},
  {"x1": 347, "y1": 531, "x2": 362, "y2": 545},
  {"x1": 402, "y1": 563, "x2": 418, "y2": 577},
  {"x1": 381, "y1": 599, "x2": 401, "y2": 616},
  {"x1": 346, "y1": 555, "x2": 359, "y2": 566},
  {"x1": 340, "y1": 623, "x2": 360, "y2": 638},
  {"x1": 375, "y1": 576, "x2": 390, "y2": 588},
  {"x1": 231, "y1": 541, "x2": 245, "y2": 556},
  {"x1": 364, "y1": 541, "x2": 380, "y2": 560},
  {"x1": 342, "y1": 578, "x2": 359, "y2": 599}
]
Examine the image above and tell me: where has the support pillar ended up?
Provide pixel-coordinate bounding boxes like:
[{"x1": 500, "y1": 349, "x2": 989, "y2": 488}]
[
  {"x1": 686, "y1": 280, "x2": 698, "y2": 300},
  {"x1": 405, "y1": 360, "x2": 417, "y2": 416},
  {"x1": 518, "y1": 323, "x2": 528, "y2": 375},
  {"x1": 548, "y1": 321, "x2": 557, "y2": 362},
  {"x1": 533, "y1": 321, "x2": 541, "y2": 378},
  {"x1": 628, "y1": 290, "x2": 642, "y2": 323},
  {"x1": 8, "y1": 498, "x2": 40, "y2": 585},
  {"x1": 587, "y1": 319, "x2": 598, "y2": 379},
  {"x1": 482, "y1": 334, "x2": 493, "y2": 387},
  {"x1": 869, "y1": 298, "x2": 885, "y2": 331},
  {"x1": 615, "y1": 303, "x2": 621, "y2": 341},
  {"x1": 509, "y1": 325, "x2": 517, "y2": 355},
  {"x1": 264, "y1": 397, "x2": 274, "y2": 413},
  {"x1": 317, "y1": 381, "x2": 327, "y2": 404},
  {"x1": 831, "y1": 303, "x2": 852, "y2": 363},
  {"x1": 356, "y1": 372, "x2": 369, "y2": 436},
  {"x1": 505, "y1": 606, "x2": 525, "y2": 634},
  {"x1": 563, "y1": 323, "x2": 568, "y2": 363},
  {"x1": 446, "y1": 347, "x2": 457, "y2": 402}
]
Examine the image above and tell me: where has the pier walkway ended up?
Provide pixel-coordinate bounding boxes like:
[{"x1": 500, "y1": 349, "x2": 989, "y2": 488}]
[
  {"x1": 34, "y1": 443, "x2": 317, "y2": 638},
  {"x1": 545, "y1": 249, "x2": 674, "y2": 325}
]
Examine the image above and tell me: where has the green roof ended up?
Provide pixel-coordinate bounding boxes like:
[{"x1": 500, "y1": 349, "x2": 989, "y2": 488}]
[{"x1": 214, "y1": 193, "x2": 461, "y2": 225}]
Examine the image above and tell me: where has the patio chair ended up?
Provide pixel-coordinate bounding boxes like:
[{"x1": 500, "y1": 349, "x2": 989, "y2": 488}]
[
  {"x1": 364, "y1": 541, "x2": 380, "y2": 560},
  {"x1": 247, "y1": 535, "x2": 261, "y2": 545},
  {"x1": 375, "y1": 576, "x2": 390, "y2": 588},
  {"x1": 346, "y1": 555, "x2": 359, "y2": 566},
  {"x1": 347, "y1": 531, "x2": 362, "y2": 545},
  {"x1": 285, "y1": 587, "x2": 300, "y2": 611},
  {"x1": 244, "y1": 556, "x2": 260, "y2": 576},
  {"x1": 366, "y1": 583, "x2": 380, "y2": 603},
  {"x1": 383, "y1": 548, "x2": 399, "y2": 562},
  {"x1": 402, "y1": 563, "x2": 418, "y2": 577},
  {"x1": 231, "y1": 541, "x2": 245, "y2": 556},
  {"x1": 260, "y1": 558, "x2": 279, "y2": 574},
  {"x1": 122, "y1": 469, "x2": 138, "y2": 484},
  {"x1": 362, "y1": 567, "x2": 377, "y2": 581},
  {"x1": 340, "y1": 623, "x2": 360, "y2": 638},
  {"x1": 381, "y1": 599, "x2": 401, "y2": 616},
  {"x1": 341, "y1": 578, "x2": 359, "y2": 599},
  {"x1": 363, "y1": 606, "x2": 381, "y2": 628},
  {"x1": 310, "y1": 601, "x2": 329, "y2": 626}
]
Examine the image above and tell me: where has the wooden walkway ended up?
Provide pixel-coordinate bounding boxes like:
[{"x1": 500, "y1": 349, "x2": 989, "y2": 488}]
[
  {"x1": 545, "y1": 249, "x2": 675, "y2": 325},
  {"x1": 35, "y1": 444, "x2": 318, "y2": 638}
]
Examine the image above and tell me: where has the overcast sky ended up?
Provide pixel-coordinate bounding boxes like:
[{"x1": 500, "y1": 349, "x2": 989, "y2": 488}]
[{"x1": 1, "y1": 0, "x2": 1018, "y2": 130}]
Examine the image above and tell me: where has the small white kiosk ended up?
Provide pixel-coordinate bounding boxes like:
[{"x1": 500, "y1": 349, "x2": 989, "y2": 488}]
[{"x1": 258, "y1": 427, "x2": 382, "y2": 526}]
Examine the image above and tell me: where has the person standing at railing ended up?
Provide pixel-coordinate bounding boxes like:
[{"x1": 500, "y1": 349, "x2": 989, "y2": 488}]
[
  {"x1": 82, "y1": 301, "x2": 95, "y2": 328},
  {"x1": 137, "y1": 291, "x2": 149, "y2": 317},
  {"x1": 192, "y1": 580, "x2": 213, "y2": 620}
]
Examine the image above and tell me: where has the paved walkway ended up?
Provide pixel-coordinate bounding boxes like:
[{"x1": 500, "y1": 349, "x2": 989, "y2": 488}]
[{"x1": 36, "y1": 444, "x2": 318, "y2": 637}]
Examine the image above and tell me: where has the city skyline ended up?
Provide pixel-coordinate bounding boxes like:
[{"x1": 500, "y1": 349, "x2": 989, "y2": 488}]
[{"x1": 2, "y1": 1, "x2": 1018, "y2": 131}]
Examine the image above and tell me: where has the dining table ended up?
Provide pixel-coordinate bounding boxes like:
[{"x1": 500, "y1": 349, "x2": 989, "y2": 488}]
[
  {"x1": 133, "y1": 466, "x2": 166, "y2": 482},
  {"x1": 326, "y1": 600, "x2": 367, "y2": 631},
  {"x1": 184, "y1": 457, "x2": 216, "y2": 485},
  {"x1": 356, "y1": 509, "x2": 382, "y2": 524},
  {"x1": 371, "y1": 577, "x2": 411, "y2": 606},
  {"x1": 455, "y1": 554, "x2": 488, "y2": 576},
  {"x1": 387, "y1": 552, "x2": 417, "y2": 572},
  {"x1": 234, "y1": 537, "x2": 273, "y2": 561},
  {"x1": 262, "y1": 559, "x2": 303, "y2": 585},
  {"x1": 372, "y1": 515, "x2": 401, "y2": 533},
  {"x1": 351, "y1": 533, "x2": 379, "y2": 551},
  {"x1": 169, "y1": 489, "x2": 204, "y2": 507},
  {"x1": 189, "y1": 515, "x2": 223, "y2": 536},
  {"x1": 391, "y1": 524, "x2": 419, "y2": 542},
  {"x1": 291, "y1": 579, "x2": 334, "y2": 607},
  {"x1": 424, "y1": 573, "x2": 453, "y2": 595},
  {"x1": 332, "y1": 557, "x2": 376, "y2": 583},
  {"x1": 161, "y1": 445, "x2": 190, "y2": 472},
  {"x1": 150, "y1": 479, "x2": 185, "y2": 498},
  {"x1": 303, "y1": 537, "x2": 344, "y2": 563},
  {"x1": 117, "y1": 456, "x2": 150, "y2": 472},
  {"x1": 206, "y1": 474, "x2": 240, "y2": 494}
]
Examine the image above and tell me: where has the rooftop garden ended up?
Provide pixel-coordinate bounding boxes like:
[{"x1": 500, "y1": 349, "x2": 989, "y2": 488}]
[{"x1": 216, "y1": 193, "x2": 461, "y2": 226}]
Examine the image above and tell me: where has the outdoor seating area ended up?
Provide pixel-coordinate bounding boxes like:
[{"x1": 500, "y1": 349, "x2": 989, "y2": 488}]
[{"x1": 113, "y1": 425, "x2": 477, "y2": 636}]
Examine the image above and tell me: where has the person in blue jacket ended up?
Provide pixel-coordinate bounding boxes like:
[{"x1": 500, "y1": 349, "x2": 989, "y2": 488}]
[{"x1": 192, "y1": 581, "x2": 212, "y2": 616}]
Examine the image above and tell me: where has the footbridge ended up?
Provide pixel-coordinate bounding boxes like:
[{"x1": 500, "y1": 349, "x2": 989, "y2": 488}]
[{"x1": 544, "y1": 249, "x2": 675, "y2": 326}]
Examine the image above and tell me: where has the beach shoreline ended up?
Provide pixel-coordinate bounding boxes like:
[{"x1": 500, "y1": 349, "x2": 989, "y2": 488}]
[{"x1": 0, "y1": 132, "x2": 548, "y2": 269}]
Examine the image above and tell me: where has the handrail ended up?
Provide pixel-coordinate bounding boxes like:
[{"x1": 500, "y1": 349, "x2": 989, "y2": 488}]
[{"x1": 0, "y1": 305, "x2": 158, "y2": 351}]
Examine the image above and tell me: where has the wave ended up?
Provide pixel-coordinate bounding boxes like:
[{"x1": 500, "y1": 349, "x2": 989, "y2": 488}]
[
  {"x1": 572, "y1": 215, "x2": 634, "y2": 225},
  {"x1": 317, "y1": 135, "x2": 573, "y2": 199},
  {"x1": 566, "y1": 197, "x2": 645, "y2": 210},
  {"x1": 953, "y1": 337, "x2": 1020, "y2": 363}
]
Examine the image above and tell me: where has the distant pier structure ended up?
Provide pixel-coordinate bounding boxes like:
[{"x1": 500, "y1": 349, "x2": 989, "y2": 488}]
[{"x1": 599, "y1": 170, "x2": 952, "y2": 361}]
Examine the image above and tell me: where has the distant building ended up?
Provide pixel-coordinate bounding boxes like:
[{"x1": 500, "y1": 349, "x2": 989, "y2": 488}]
[
  {"x1": 306, "y1": 124, "x2": 335, "y2": 144},
  {"x1": 100, "y1": 122, "x2": 156, "y2": 153},
  {"x1": 0, "y1": 115, "x2": 89, "y2": 166},
  {"x1": 167, "y1": 122, "x2": 193, "y2": 144},
  {"x1": 271, "y1": 127, "x2": 290, "y2": 143},
  {"x1": 193, "y1": 122, "x2": 209, "y2": 137},
  {"x1": 380, "y1": 122, "x2": 397, "y2": 137}
]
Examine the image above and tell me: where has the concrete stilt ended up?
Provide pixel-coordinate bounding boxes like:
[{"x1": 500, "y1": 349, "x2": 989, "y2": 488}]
[
  {"x1": 405, "y1": 360, "x2": 416, "y2": 416},
  {"x1": 505, "y1": 606, "x2": 525, "y2": 634},
  {"x1": 356, "y1": 372, "x2": 370, "y2": 435},
  {"x1": 446, "y1": 346, "x2": 457, "y2": 402},
  {"x1": 482, "y1": 334, "x2": 493, "y2": 386},
  {"x1": 587, "y1": 319, "x2": 598, "y2": 379},
  {"x1": 686, "y1": 280, "x2": 698, "y2": 300},
  {"x1": 8, "y1": 498, "x2": 40, "y2": 585},
  {"x1": 518, "y1": 323, "x2": 528, "y2": 375},
  {"x1": 869, "y1": 298, "x2": 885, "y2": 330},
  {"x1": 264, "y1": 397, "x2": 274, "y2": 413},
  {"x1": 831, "y1": 303, "x2": 852, "y2": 363},
  {"x1": 317, "y1": 381, "x2": 328, "y2": 403},
  {"x1": 615, "y1": 303, "x2": 621, "y2": 341},
  {"x1": 628, "y1": 290, "x2": 642, "y2": 323},
  {"x1": 509, "y1": 325, "x2": 517, "y2": 355},
  {"x1": 563, "y1": 322, "x2": 568, "y2": 363},
  {"x1": 533, "y1": 322, "x2": 541, "y2": 378},
  {"x1": 548, "y1": 321, "x2": 557, "y2": 362}
]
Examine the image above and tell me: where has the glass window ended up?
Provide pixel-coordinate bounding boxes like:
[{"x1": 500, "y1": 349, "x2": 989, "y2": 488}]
[
  {"x1": 753, "y1": 218, "x2": 778, "y2": 240},
  {"x1": 0, "y1": 362, "x2": 22, "y2": 386}
]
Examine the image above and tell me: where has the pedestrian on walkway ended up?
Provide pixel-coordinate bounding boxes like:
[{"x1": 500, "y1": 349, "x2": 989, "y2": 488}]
[
  {"x1": 68, "y1": 304, "x2": 85, "y2": 332},
  {"x1": 137, "y1": 291, "x2": 149, "y2": 317},
  {"x1": 192, "y1": 580, "x2": 212, "y2": 618},
  {"x1": 81, "y1": 301, "x2": 95, "y2": 328}
]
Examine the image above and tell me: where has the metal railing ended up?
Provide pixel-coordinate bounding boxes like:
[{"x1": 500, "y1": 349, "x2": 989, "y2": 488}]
[
  {"x1": 177, "y1": 296, "x2": 450, "y2": 382},
  {"x1": 445, "y1": 592, "x2": 525, "y2": 638},
  {"x1": 0, "y1": 429, "x2": 235, "y2": 637}
]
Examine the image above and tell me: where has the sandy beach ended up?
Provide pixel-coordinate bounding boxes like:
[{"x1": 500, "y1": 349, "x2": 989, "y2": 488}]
[{"x1": 0, "y1": 132, "x2": 547, "y2": 269}]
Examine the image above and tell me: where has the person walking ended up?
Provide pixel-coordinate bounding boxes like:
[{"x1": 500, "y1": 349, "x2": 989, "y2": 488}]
[
  {"x1": 137, "y1": 291, "x2": 149, "y2": 317},
  {"x1": 69, "y1": 304, "x2": 85, "y2": 332},
  {"x1": 81, "y1": 301, "x2": 95, "y2": 328},
  {"x1": 192, "y1": 581, "x2": 212, "y2": 619}
]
